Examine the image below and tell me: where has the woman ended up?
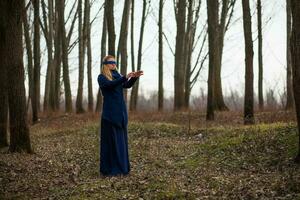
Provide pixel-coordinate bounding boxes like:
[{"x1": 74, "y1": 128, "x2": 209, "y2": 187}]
[{"x1": 98, "y1": 55, "x2": 143, "y2": 176}]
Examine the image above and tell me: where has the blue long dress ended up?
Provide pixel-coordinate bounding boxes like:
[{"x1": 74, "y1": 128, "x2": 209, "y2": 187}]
[{"x1": 98, "y1": 70, "x2": 138, "y2": 176}]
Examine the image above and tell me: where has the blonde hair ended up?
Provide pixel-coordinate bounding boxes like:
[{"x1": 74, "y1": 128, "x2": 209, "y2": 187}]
[{"x1": 101, "y1": 55, "x2": 116, "y2": 81}]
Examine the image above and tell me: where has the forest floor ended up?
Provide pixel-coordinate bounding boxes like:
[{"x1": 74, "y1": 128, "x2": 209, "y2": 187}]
[{"x1": 0, "y1": 110, "x2": 299, "y2": 199}]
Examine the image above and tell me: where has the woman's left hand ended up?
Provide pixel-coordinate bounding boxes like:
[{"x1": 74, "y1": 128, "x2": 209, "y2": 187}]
[{"x1": 133, "y1": 70, "x2": 144, "y2": 77}]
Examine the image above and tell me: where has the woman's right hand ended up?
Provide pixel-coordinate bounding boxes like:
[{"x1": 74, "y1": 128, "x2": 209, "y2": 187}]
[{"x1": 126, "y1": 72, "x2": 135, "y2": 79}]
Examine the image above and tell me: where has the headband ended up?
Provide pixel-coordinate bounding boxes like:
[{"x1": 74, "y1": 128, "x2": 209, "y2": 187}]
[{"x1": 103, "y1": 61, "x2": 117, "y2": 65}]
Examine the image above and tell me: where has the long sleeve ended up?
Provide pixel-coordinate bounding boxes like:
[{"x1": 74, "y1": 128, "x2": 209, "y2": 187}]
[
  {"x1": 123, "y1": 77, "x2": 138, "y2": 88},
  {"x1": 98, "y1": 74, "x2": 127, "y2": 89}
]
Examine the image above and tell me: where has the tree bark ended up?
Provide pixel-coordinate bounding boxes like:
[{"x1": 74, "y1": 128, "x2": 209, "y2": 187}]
[
  {"x1": 0, "y1": 5, "x2": 8, "y2": 146},
  {"x1": 32, "y1": 0, "x2": 41, "y2": 122},
  {"x1": 257, "y1": 0, "x2": 264, "y2": 110},
  {"x1": 214, "y1": 0, "x2": 232, "y2": 111},
  {"x1": 290, "y1": 0, "x2": 300, "y2": 163},
  {"x1": 95, "y1": 13, "x2": 107, "y2": 113},
  {"x1": 242, "y1": 0, "x2": 255, "y2": 125},
  {"x1": 105, "y1": 0, "x2": 116, "y2": 56},
  {"x1": 76, "y1": 0, "x2": 86, "y2": 113},
  {"x1": 43, "y1": 0, "x2": 55, "y2": 112},
  {"x1": 3, "y1": 0, "x2": 32, "y2": 152},
  {"x1": 206, "y1": 0, "x2": 218, "y2": 120},
  {"x1": 174, "y1": 0, "x2": 186, "y2": 111},
  {"x1": 22, "y1": 5, "x2": 34, "y2": 115},
  {"x1": 158, "y1": 0, "x2": 164, "y2": 111},
  {"x1": 286, "y1": 0, "x2": 294, "y2": 110},
  {"x1": 118, "y1": 0, "x2": 131, "y2": 105},
  {"x1": 86, "y1": 0, "x2": 93, "y2": 112},
  {"x1": 58, "y1": 0, "x2": 73, "y2": 112},
  {"x1": 130, "y1": 0, "x2": 146, "y2": 111}
]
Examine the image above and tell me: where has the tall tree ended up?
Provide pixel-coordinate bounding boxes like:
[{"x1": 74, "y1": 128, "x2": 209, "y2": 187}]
[
  {"x1": 130, "y1": 0, "x2": 147, "y2": 111},
  {"x1": 286, "y1": 0, "x2": 294, "y2": 110},
  {"x1": 32, "y1": 0, "x2": 41, "y2": 122},
  {"x1": 130, "y1": 0, "x2": 135, "y2": 73},
  {"x1": 86, "y1": 0, "x2": 93, "y2": 112},
  {"x1": 174, "y1": 0, "x2": 186, "y2": 110},
  {"x1": 214, "y1": 0, "x2": 236, "y2": 111},
  {"x1": 290, "y1": 0, "x2": 300, "y2": 162},
  {"x1": 42, "y1": 0, "x2": 56, "y2": 112},
  {"x1": 257, "y1": 0, "x2": 264, "y2": 110},
  {"x1": 76, "y1": 0, "x2": 86, "y2": 113},
  {"x1": 54, "y1": 0, "x2": 62, "y2": 111},
  {"x1": 22, "y1": 3, "x2": 34, "y2": 115},
  {"x1": 58, "y1": 0, "x2": 73, "y2": 112},
  {"x1": 183, "y1": 0, "x2": 202, "y2": 108},
  {"x1": 118, "y1": 0, "x2": 131, "y2": 104},
  {"x1": 0, "y1": 4, "x2": 8, "y2": 147},
  {"x1": 0, "y1": 0, "x2": 32, "y2": 152},
  {"x1": 206, "y1": 0, "x2": 218, "y2": 120},
  {"x1": 105, "y1": 0, "x2": 116, "y2": 56},
  {"x1": 95, "y1": 13, "x2": 107, "y2": 112},
  {"x1": 158, "y1": 0, "x2": 164, "y2": 111},
  {"x1": 242, "y1": 0, "x2": 254, "y2": 125}
]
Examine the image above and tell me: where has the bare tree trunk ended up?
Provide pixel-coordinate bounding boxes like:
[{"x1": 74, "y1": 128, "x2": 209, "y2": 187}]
[
  {"x1": 118, "y1": 0, "x2": 131, "y2": 105},
  {"x1": 242, "y1": 0, "x2": 255, "y2": 125},
  {"x1": 58, "y1": 0, "x2": 73, "y2": 113},
  {"x1": 3, "y1": 0, "x2": 32, "y2": 152},
  {"x1": 105, "y1": 0, "x2": 116, "y2": 56},
  {"x1": 158, "y1": 0, "x2": 164, "y2": 111},
  {"x1": 43, "y1": 0, "x2": 55, "y2": 112},
  {"x1": 86, "y1": 0, "x2": 93, "y2": 112},
  {"x1": 130, "y1": 0, "x2": 146, "y2": 111},
  {"x1": 214, "y1": 0, "x2": 232, "y2": 111},
  {"x1": 32, "y1": 0, "x2": 40, "y2": 122},
  {"x1": 183, "y1": 0, "x2": 197, "y2": 109},
  {"x1": 130, "y1": 0, "x2": 135, "y2": 72},
  {"x1": 174, "y1": 0, "x2": 186, "y2": 111},
  {"x1": 54, "y1": 0, "x2": 62, "y2": 111},
  {"x1": 290, "y1": 0, "x2": 300, "y2": 163},
  {"x1": 286, "y1": 0, "x2": 294, "y2": 110},
  {"x1": 257, "y1": 0, "x2": 264, "y2": 110},
  {"x1": 0, "y1": 9, "x2": 8, "y2": 146},
  {"x1": 76, "y1": 0, "x2": 86, "y2": 113},
  {"x1": 206, "y1": 0, "x2": 218, "y2": 120},
  {"x1": 95, "y1": 13, "x2": 107, "y2": 113},
  {"x1": 22, "y1": 5, "x2": 34, "y2": 115}
]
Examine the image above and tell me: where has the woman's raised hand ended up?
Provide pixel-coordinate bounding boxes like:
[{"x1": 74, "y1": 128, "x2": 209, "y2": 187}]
[
  {"x1": 126, "y1": 72, "x2": 135, "y2": 79},
  {"x1": 133, "y1": 70, "x2": 144, "y2": 77},
  {"x1": 126, "y1": 71, "x2": 144, "y2": 78}
]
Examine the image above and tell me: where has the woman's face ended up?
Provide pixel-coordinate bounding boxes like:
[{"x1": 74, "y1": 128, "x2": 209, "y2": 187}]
[{"x1": 107, "y1": 58, "x2": 116, "y2": 70}]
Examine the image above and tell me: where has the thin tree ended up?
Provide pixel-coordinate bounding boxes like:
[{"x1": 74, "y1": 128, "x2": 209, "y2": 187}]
[
  {"x1": 95, "y1": 13, "x2": 107, "y2": 112},
  {"x1": 32, "y1": 0, "x2": 41, "y2": 122},
  {"x1": 0, "y1": 0, "x2": 32, "y2": 152},
  {"x1": 76, "y1": 0, "x2": 86, "y2": 113},
  {"x1": 206, "y1": 0, "x2": 218, "y2": 120},
  {"x1": 105, "y1": 0, "x2": 116, "y2": 56},
  {"x1": 41, "y1": 0, "x2": 55, "y2": 112},
  {"x1": 22, "y1": 3, "x2": 34, "y2": 115},
  {"x1": 214, "y1": 0, "x2": 236, "y2": 111},
  {"x1": 58, "y1": 0, "x2": 73, "y2": 112},
  {"x1": 86, "y1": 0, "x2": 93, "y2": 112},
  {"x1": 117, "y1": 0, "x2": 131, "y2": 104},
  {"x1": 174, "y1": 0, "x2": 186, "y2": 111},
  {"x1": 130, "y1": 0, "x2": 147, "y2": 111},
  {"x1": 257, "y1": 0, "x2": 264, "y2": 110},
  {"x1": 290, "y1": 0, "x2": 300, "y2": 163},
  {"x1": 0, "y1": 5, "x2": 8, "y2": 147},
  {"x1": 242, "y1": 0, "x2": 254, "y2": 125},
  {"x1": 130, "y1": 0, "x2": 135, "y2": 73},
  {"x1": 158, "y1": 0, "x2": 164, "y2": 111},
  {"x1": 286, "y1": 0, "x2": 294, "y2": 110}
]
